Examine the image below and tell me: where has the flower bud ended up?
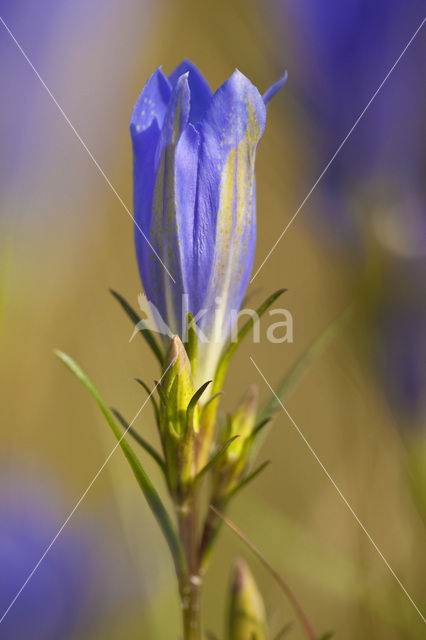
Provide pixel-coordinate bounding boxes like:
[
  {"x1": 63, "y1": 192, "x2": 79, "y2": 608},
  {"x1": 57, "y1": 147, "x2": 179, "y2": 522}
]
[
  {"x1": 131, "y1": 61, "x2": 286, "y2": 388},
  {"x1": 162, "y1": 335, "x2": 195, "y2": 436},
  {"x1": 228, "y1": 558, "x2": 267, "y2": 640}
]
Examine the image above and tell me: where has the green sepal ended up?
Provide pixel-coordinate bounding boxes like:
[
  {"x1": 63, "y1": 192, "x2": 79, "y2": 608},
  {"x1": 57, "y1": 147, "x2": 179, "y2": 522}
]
[
  {"x1": 110, "y1": 289, "x2": 164, "y2": 367},
  {"x1": 162, "y1": 336, "x2": 195, "y2": 436},
  {"x1": 110, "y1": 407, "x2": 166, "y2": 475},
  {"x1": 194, "y1": 436, "x2": 240, "y2": 484},
  {"x1": 226, "y1": 461, "x2": 270, "y2": 501},
  {"x1": 187, "y1": 380, "x2": 211, "y2": 432},
  {"x1": 248, "y1": 417, "x2": 272, "y2": 443},
  {"x1": 55, "y1": 350, "x2": 186, "y2": 578},
  {"x1": 213, "y1": 289, "x2": 286, "y2": 394},
  {"x1": 134, "y1": 377, "x2": 160, "y2": 426}
]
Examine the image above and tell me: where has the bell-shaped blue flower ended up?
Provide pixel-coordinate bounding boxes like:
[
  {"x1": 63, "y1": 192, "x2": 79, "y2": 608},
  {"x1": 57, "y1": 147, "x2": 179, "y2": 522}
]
[{"x1": 131, "y1": 61, "x2": 285, "y2": 384}]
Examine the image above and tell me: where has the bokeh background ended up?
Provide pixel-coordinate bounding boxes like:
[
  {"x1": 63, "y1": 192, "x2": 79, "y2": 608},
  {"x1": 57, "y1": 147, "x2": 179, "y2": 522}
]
[{"x1": 1, "y1": 1, "x2": 425, "y2": 638}]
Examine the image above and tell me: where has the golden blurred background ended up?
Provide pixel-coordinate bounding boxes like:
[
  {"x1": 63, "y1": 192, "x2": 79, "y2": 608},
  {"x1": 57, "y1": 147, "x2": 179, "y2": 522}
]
[{"x1": 0, "y1": 1, "x2": 425, "y2": 638}]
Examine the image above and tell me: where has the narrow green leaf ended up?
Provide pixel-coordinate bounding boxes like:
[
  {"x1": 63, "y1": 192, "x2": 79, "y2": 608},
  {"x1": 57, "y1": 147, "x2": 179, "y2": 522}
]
[
  {"x1": 155, "y1": 380, "x2": 170, "y2": 409},
  {"x1": 319, "y1": 633, "x2": 334, "y2": 640},
  {"x1": 135, "y1": 377, "x2": 160, "y2": 426},
  {"x1": 259, "y1": 305, "x2": 353, "y2": 421},
  {"x1": 194, "y1": 435, "x2": 240, "y2": 484},
  {"x1": 249, "y1": 417, "x2": 272, "y2": 442},
  {"x1": 187, "y1": 380, "x2": 211, "y2": 430},
  {"x1": 227, "y1": 461, "x2": 270, "y2": 501},
  {"x1": 110, "y1": 289, "x2": 164, "y2": 366},
  {"x1": 55, "y1": 350, "x2": 185, "y2": 577},
  {"x1": 188, "y1": 380, "x2": 212, "y2": 413},
  {"x1": 213, "y1": 289, "x2": 286, "y2": 393},
  {"x1": 110, "y1": 407, "x2": 166, "y2": 475}
]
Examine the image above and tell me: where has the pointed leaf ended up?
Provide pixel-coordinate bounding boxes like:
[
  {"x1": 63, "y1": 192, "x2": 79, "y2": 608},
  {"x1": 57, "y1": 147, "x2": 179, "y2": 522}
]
[
  {"x1": 194, "y1": 435, "x2": 240, "y2": 484},
  {"x1": 187, "y1": 380, "x2": 211, "y2": 431},
  {"x1": 227, "y1": 461, "x2": 270, "y2": 501},
  {"x1": 110, "y1": 289, "x2": 164, "y2": 366},
  {"x1": 213, "y1": 289, "x2": 286, "y2": 393},
  {"x1": 55, "y1": 350, "x2": 185, "y2": 577},
  {"x1": 259, "y1": 305, "x2": 353, "y2": 421},
  {"x1": 249, "y1": 417, "x2": 272, "y2": 442},
  {"x1": 135, "y1": 377, "x2": 160, "y2": 426},
  {"x1": 111, "y1": 407, "x2": 166, "y2": 475}
]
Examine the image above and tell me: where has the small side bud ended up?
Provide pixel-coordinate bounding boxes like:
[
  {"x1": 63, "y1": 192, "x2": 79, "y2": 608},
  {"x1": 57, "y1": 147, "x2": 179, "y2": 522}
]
[{"x1": 227, "y1": 558, "x2": 267, "y2": 640}]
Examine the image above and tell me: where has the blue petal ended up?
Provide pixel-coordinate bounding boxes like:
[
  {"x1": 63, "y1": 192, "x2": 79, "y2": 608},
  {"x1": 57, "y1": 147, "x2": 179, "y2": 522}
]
[
  {"x1": 142, "y1": 74, "x2": 192, "y2": 334},
  {"x1": 169, "y1": 60, "x2": 212, "y2": 123},
  {"x1": 132, "y1": 70, "x2": 173, "y2": 305},
  {"x1": 130, "y1": 68, "x2": 171, "y2": 136},
  {"x1": 191, "y1": 69, "x2": 266, "y2": 357},
  {"x1": 262, "y1": 72, "x2": 288, "y2": 104}
]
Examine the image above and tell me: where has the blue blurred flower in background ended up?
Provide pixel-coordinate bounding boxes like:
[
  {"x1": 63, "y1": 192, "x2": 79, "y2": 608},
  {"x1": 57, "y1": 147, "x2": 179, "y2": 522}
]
[
  {"x1": 267, "y1": 0, "x2": 426, "y2": 420},
  {"x1": 131, "y1": 61, "x2": 285, "y2": 385},
  {"x1": 0, "y1": 470, "x2": 94, "y2": 639}
]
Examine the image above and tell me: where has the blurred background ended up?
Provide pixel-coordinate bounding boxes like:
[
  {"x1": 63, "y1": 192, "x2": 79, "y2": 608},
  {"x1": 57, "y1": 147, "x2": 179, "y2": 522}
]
[{"x1": 0, "y1": 1, "x2": 425, "y2": 638}]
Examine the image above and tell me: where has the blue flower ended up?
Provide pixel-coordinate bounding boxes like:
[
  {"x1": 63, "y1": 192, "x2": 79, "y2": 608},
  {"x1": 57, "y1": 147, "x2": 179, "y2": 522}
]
[{"x1": 131, "y1": 61, "x2": 285, "y2": 383}]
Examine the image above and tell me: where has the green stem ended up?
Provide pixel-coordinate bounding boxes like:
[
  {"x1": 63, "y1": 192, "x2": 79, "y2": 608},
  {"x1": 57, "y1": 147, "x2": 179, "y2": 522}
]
[{"x1": 177, "y1": 494, "x2": 202, "y2": 640}]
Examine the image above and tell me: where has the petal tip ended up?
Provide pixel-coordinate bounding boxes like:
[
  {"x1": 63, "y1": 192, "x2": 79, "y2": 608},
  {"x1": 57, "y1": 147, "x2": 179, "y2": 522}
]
[{"x1": 263, "y1": 71, "x2": 288, "y2": 105}]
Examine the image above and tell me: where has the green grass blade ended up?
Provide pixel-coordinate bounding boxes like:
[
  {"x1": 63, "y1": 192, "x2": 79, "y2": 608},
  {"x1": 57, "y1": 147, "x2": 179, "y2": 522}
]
[
  {"x1": 259, "y1": 305, "x2": 353, "y2": 421},
  {"x1": 110, "y1": 407, "x2": 166, "y2": 475},
  {"x1": 55, "y1": 350, "x2": 185, "y2": 577},
  {"x1": 110, "y1": 289, "x2": 164, "y2": 366},
  {"x1": 213, "y1": 289, "x2": 286, "y2": 393}
]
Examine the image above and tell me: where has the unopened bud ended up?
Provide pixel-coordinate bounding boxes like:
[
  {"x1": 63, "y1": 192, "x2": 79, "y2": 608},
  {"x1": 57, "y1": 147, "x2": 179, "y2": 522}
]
[{"x1": 228, "y1": 558, "x2": 266, "y2": 640}]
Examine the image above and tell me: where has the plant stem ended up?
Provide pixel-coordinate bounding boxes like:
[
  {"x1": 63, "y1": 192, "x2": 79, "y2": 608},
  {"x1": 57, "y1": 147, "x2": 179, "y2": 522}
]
[
  {"x1": 180, "y1": 573, "x2": 202, "y2": 640},
  {"x1": 177, "y1": 494, "x2": 202, "y2": 640}
]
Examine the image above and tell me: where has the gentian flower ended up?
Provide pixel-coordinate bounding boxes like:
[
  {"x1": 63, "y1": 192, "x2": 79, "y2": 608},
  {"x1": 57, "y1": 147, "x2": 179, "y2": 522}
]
[{"x1": 131, "y1": 61, "x2": 285, "y2": 386}]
